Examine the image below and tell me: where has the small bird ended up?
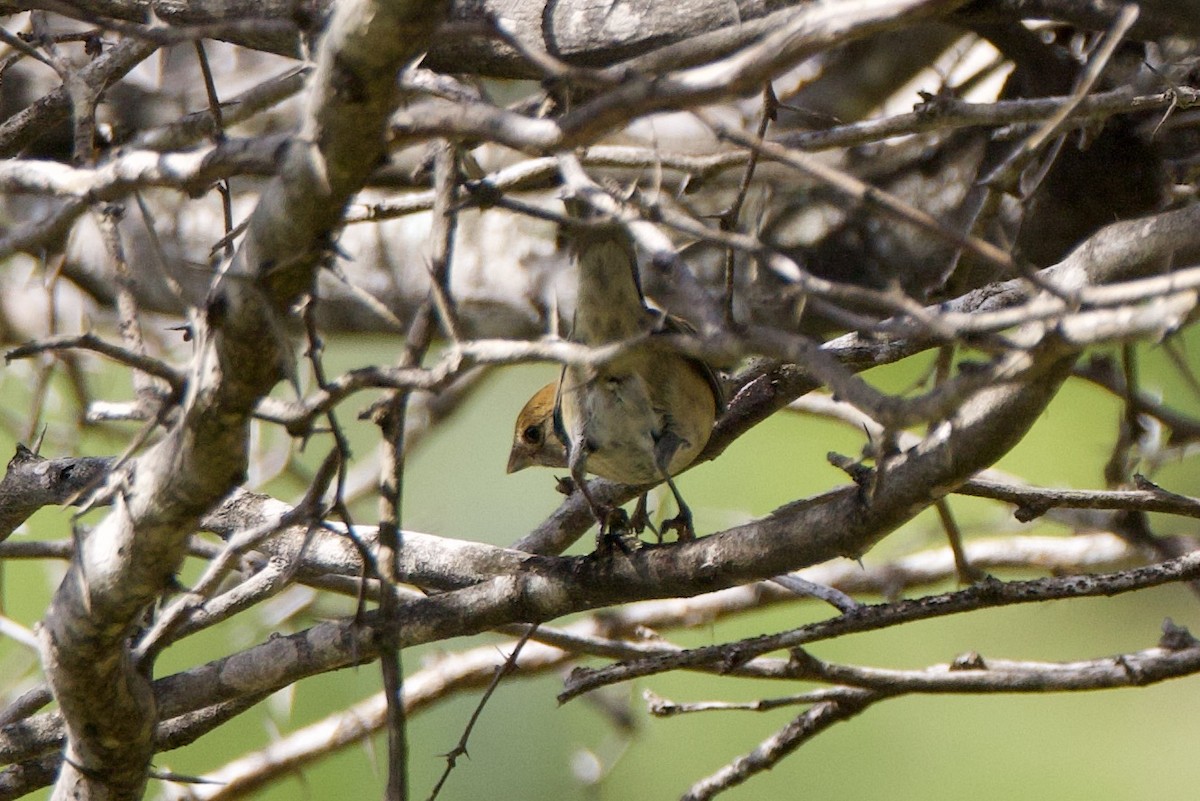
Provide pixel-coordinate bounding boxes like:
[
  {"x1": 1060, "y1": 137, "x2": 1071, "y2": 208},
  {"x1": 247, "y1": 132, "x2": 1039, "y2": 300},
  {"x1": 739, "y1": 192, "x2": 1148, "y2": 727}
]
[{"x1": 508, "y1": 207, "x2": 723, "y2": 542}]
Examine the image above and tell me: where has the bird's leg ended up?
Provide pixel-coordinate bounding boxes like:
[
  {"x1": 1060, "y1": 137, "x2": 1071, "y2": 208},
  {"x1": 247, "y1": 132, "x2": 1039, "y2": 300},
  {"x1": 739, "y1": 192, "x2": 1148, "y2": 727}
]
[
  {"x1": 652, "y1": 429, "x2": 696, "y2": 541},
  {"x1": 570, "y1": 439, "x2": 631, "y2": 554},
  {"x1": 569, "y1": 446, "x2": 604, "y2": 522},
  {"x1": 629, "y1": 493, "x2": 661, "y2": 541},
  {"x1": 595, "y1": 506, "x2": 634, "y2": 555},
  {"x1": 659, "y1": 475, "x2": 695, "y2": 542}
]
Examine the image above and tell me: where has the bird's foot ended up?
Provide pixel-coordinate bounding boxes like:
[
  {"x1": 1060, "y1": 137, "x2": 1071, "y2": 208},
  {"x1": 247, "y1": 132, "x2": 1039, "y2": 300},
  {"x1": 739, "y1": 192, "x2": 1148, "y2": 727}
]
[
  {"x1": 629, "y1": 494, "x2": 661, "y2": 541},
  {"x1": 593, "y1": 507, "x2": 637, "y2": 556},
  {"x1": 554, "y1": 475, "x2": 576, "y2": 496},
  {"x1": 660, "y1": 510, "x2": 696, "y2": 542}
]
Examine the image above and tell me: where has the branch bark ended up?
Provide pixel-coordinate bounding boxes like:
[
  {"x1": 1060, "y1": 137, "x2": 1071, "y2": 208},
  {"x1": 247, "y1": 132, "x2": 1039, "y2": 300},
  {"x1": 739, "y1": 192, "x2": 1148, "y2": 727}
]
[{"x1": 34, "y1": 1, "x2": 447, "y2": 798}]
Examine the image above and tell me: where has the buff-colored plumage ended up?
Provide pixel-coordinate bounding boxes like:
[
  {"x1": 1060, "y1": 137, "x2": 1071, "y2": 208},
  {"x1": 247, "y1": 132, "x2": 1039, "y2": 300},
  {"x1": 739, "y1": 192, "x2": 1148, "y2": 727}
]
[{"x1": 508, "y1": 208, "x2": 722, "y2": 540}]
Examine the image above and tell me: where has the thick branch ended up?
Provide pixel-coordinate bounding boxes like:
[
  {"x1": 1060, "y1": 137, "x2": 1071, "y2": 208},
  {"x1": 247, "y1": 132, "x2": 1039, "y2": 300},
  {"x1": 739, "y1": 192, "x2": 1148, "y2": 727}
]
[
  {"x1": 0, "y1": 447, "x2": 113, "y2": 542},
  {"x1": 35, "y1": 2, "x2": 447, "y2": 798}
]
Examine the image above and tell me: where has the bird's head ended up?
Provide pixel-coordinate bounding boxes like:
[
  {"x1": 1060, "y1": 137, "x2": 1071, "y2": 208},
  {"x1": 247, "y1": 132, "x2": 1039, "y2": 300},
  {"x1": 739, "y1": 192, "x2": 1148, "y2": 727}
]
[{"x1": 507, "y1": 381, "x2": 567, "y2": 473}]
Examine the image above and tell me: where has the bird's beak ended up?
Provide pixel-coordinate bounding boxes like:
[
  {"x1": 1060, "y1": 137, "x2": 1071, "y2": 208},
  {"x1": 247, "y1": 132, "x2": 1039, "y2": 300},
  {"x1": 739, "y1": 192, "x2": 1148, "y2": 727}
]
[{"x1": 507, "y1": 446, "x2": 531, "y2": 474}]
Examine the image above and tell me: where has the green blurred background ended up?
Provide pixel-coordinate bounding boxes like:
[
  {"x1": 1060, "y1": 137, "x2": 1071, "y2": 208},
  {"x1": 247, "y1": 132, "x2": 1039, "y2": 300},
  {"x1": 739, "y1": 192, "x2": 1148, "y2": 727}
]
[{"x1": 3, "y1": 330, "x2": 1199, "y2": 801}]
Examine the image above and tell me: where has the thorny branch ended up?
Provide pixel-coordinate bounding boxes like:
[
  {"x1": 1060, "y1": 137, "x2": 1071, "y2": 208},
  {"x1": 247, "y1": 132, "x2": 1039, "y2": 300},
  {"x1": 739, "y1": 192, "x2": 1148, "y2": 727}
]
[{"x1": 2, "y1": 0, "x2": 1200, "y2": 799}]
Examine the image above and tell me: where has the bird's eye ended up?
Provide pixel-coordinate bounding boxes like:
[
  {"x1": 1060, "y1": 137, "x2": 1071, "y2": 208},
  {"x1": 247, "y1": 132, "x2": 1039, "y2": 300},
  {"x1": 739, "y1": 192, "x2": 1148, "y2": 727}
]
[{"x1": 522, "y1": 424, "x2": 543, "y2": 445}]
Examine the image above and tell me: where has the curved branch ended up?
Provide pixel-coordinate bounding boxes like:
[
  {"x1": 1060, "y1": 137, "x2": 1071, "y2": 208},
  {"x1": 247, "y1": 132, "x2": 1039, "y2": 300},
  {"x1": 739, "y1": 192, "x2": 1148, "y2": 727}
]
[
  {"x1": 0, "y1": 36, "x2": 158, "y2": 157},
  {"x1": 34, "y1": 1, "x2": 448, "y2": 797},
  {"x1": 0, "y1": 447, "x2": 113, "y2": 542}
]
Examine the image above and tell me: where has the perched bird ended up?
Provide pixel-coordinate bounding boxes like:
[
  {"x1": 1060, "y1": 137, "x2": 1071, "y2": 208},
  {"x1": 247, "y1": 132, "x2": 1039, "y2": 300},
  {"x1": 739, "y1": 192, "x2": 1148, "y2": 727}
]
[{"x1": 508, "y1": 210, "x2": 723, "y2": 541}]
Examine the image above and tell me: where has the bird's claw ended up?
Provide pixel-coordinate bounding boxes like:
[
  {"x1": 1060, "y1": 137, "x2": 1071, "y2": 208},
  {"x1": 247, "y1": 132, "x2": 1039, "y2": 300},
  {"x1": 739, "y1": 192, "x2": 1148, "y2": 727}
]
[
  {"x1": 660, "y1": 511, "x2": 696, "y2": 542},
  {"x1": 629, "y1": 494, "x2": 660, "y2": 540},
  {"x1": 593, "y1": 506, "x2": 638, "y2": 556}
]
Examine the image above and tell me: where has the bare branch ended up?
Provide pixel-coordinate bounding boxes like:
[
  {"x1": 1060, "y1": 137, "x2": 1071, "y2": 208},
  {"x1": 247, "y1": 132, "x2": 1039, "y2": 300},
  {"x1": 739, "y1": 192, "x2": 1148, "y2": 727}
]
[
  {"x1": 35, "y1": 1, "x2": 449, "y2": 797},
  {"x1": 559, "y1": 552, "x2": 1200, "y2": 701}
]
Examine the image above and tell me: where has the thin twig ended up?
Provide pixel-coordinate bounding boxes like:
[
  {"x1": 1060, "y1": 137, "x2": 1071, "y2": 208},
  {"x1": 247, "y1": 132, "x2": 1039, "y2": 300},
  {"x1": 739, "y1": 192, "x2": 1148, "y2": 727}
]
[
  {"x1": 425, "y1": 627, "x2": 538, "y2": 801},
  {"x1": 560, "y1": 552, "x2": 1200, "y2": 701},
  {"x1": 6, "y1": 333, "x2": 185, "y2": 392}
]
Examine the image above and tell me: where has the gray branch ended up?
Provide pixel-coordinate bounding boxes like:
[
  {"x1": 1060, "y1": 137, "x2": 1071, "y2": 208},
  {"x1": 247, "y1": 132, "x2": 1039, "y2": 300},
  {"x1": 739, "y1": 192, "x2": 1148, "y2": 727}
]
[{"x1": 33, "y1": 1, "x2": 447, "y2": 798}]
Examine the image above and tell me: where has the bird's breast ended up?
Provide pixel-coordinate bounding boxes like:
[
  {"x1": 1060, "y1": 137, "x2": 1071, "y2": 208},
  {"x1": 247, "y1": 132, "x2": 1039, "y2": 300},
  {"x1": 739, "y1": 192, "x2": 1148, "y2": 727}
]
[{"x1": 560, "y1": 368, "x2": 662, "y2": 483}]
